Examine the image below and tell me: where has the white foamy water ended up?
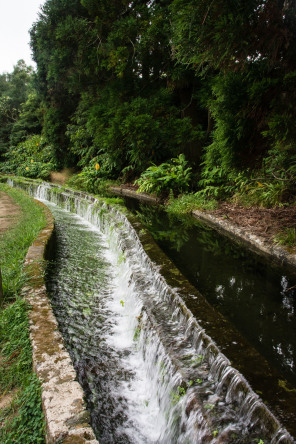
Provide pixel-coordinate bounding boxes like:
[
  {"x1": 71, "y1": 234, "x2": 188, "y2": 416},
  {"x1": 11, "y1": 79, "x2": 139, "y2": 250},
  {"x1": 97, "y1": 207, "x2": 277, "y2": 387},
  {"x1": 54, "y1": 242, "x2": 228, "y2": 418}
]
[{"x1": 6, "y1": 178, "x2": 295, "y2": 444}]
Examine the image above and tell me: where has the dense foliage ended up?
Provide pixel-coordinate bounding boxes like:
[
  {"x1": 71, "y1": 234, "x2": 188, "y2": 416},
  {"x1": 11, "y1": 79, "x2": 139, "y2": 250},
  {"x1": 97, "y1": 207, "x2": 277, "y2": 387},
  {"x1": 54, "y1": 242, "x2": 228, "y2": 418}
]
[
  {"x1": 0, "y1": 61, "x2": 41, "y2": 159},
  {"x1": 0, "y1": 0, "x2": 295, "y2": 204}
]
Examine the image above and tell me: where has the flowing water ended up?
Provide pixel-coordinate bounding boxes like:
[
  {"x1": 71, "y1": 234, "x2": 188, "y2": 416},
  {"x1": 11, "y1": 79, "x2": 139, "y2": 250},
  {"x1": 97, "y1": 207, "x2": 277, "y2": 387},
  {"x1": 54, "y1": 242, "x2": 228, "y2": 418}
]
[
  {"x1": 6, "y1": 179, "x2": 296, "y2": 443},
  {"x1": 124, "y1": 200, "x2": 296, "y2": 387}
]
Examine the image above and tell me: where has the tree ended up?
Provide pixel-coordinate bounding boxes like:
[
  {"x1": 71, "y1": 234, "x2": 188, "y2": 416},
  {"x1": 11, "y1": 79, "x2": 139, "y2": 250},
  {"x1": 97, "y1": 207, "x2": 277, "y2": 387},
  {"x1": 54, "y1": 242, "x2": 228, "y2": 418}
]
[
  {"x1": 169, "y1": 0, "x2": 296, "y2": 191},
  {"x1": 0, "y1": 60, "x2": 35, "y2": 159},
  {"x1": 30, "y1": 0, "x2": 201, "y2": 177}
]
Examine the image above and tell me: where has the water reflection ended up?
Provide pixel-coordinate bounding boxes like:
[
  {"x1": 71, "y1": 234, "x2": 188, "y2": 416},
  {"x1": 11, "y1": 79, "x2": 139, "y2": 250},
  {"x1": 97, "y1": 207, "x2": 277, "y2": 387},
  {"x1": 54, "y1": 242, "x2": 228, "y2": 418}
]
[{"x1": 126, "y1": 200, "x2": 296, "y2": 387}]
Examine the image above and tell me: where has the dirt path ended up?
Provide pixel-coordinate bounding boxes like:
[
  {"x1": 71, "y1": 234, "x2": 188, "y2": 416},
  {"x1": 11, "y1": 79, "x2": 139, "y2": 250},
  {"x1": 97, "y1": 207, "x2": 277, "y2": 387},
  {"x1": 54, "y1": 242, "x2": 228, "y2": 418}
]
[{"x1": 0, "y1": 191, "x2": 21, "y2": 235}]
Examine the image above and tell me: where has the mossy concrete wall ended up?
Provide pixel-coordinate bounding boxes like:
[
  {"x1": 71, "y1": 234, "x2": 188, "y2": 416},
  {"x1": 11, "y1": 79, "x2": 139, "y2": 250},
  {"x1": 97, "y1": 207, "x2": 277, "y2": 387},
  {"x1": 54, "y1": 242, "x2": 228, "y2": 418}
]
[
  {"x1": 191, "y1": 208, "x2": 296, "y2": 272},
  {"x1": 22, "y1": 200, "x2": 98, "y2": 444},
  {"x1": 109, "y1": 185, "x2": 160, "y2": 204},
  {"x1": 109, "y1": 186, "x2": 296, "y2": 273}
]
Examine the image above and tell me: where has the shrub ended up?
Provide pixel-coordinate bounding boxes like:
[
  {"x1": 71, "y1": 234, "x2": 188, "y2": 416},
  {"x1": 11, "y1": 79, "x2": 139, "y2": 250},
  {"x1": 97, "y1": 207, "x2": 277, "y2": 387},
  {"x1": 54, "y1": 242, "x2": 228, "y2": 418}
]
[
  {"x1": 135, "y1": 154, "x2": 192, "y2": 196},
  {"x1": 273, "y1": 228, "x2": 296, "y2": 248},
  {"x1": 65, "y1": 167, "x2": 118, "y2": 196},
  {"x1": 1, "y1": 135, "x2": 57, "y2": 179},
  {"x1": 166, "y1": 193, "x2": 218, "y2": 215}
]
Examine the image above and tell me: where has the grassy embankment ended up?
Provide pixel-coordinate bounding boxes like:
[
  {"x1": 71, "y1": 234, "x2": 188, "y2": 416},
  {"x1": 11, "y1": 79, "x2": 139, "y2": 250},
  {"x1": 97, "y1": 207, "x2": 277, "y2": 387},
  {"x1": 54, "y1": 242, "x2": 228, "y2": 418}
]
[{"x1": 0, "y1": 183, "x2": 46, "y2": 443}]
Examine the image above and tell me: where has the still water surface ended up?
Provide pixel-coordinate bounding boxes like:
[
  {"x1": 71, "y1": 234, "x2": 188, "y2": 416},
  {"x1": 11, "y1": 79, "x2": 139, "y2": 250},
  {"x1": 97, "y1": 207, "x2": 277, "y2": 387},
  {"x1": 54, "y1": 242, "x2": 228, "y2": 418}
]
[{"x1": 125, "y1": 199, "x2": 296, "y2": 388}]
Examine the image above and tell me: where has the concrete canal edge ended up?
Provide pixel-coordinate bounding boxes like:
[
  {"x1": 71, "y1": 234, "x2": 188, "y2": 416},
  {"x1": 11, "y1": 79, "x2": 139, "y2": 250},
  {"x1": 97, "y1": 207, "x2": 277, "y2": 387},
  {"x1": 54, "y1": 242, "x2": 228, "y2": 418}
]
[
  {"x1": 109, "y1": 186, "x2": 296, "y2": 273},
  {"x1": 191, "y1": 208, "x2": 296, "y2": 271},
  {"x1": 21, "y1": 200, "x2": 99, "y2": 444}
]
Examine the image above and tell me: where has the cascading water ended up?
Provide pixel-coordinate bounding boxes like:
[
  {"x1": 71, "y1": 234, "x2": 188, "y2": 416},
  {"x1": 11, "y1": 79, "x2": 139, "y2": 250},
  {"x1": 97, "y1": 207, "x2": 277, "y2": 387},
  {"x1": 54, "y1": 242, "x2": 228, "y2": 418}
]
[{"x1": 6, "y1": 178, "x2": 295, "y2": 443}]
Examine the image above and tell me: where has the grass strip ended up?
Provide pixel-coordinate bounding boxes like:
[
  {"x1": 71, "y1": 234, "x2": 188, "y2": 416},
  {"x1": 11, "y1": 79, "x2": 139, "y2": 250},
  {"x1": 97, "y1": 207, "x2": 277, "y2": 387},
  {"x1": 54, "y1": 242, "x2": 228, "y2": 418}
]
[
  {"x1": 0, "y1": 184, "x2": 46, "y2": 300},
  {"x1": 0, "y1": 184, "x2": 46, "y2": 443}
]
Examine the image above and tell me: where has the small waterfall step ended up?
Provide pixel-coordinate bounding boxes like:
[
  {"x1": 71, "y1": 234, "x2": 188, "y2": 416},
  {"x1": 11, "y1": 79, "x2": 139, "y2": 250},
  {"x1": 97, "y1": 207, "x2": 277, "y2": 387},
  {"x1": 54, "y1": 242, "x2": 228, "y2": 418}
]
[{"x1": 6, "y1": 177, "x2": 296, "y2": 444}]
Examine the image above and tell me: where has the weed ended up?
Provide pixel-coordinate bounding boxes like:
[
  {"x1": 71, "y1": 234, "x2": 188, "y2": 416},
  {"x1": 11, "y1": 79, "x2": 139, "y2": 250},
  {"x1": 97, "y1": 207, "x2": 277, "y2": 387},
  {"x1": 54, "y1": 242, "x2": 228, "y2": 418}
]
[
  {"x1": 278, "y1": 379, "x2": 296, "y2": 393},
  {"x1": 204, "y1": 403, "x2": 215, "y2": 410},
  {"x1": 0, "y1": 184, "x2": 46, "y2": 442},
  {"x1": 273, "y1": 228, "x2": 296, "y2": 248},
  {"x1": 170, "y1": 385, "x2": 186, "y2": 405},
  {"x1": 120, "y1": 300, "x2": 125, "y2": 307},
  {"x1": 0, "y1": 300, "x2": 45, "y2": 442},
  {"x1": 0, "y1": 184, "x2": 46, "y2": 302},
  {"x1": 118, "y1": 252, "x2": 126, "y2": 265},
  {"x1": 133, "y1": 326, "x2": 141, "y2": 341},
  {"x1": 236, "y1": 181, "x2": 287, "y2": 208},
  {"x1": 188, "y1": 378, "x2": 203, "y2": 385},
  {"x1": 65, "y1": 173, "x2": 119, "y2": 197},
  {"x1": 190, "y1": 355, "x2": 204, "y2": 366},
  {"x1": 135, "y1": 154, "x2": 192, "y2": 196},
  {"x1": 0, "y1": 374, "x2": 45, "y2": 443},
  {"x1": 166, "y1": 193, "x2": 218, "y2": 215}
]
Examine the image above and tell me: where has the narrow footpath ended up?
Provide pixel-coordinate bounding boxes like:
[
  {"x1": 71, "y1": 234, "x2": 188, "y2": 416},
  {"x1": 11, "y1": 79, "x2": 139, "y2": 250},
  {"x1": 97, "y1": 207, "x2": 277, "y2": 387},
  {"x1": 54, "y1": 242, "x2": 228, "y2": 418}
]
[{"x1": 0, "y1": 191, "x2": 21, "y2": 234}]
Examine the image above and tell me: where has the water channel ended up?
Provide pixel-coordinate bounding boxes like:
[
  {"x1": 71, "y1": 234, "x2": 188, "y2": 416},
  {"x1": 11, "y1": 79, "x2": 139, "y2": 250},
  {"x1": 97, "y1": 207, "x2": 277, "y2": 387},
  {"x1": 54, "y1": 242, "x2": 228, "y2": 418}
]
[
  {"x1": 6, "y1": 179, "x2": 296, "y2": 443},
  {"x1": 124, "y1": 199, "x2": 296, "y2": 388}
]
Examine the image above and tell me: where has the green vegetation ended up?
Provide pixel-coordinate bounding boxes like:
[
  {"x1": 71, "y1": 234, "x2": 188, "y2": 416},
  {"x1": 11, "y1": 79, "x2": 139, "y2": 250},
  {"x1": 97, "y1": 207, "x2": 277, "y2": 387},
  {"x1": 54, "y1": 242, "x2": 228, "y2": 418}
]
[
  {"x1": 166, "y1": 193, "x2": 217, "y2": 215},
  {"x1": 0, "y1": 60, "x2": 41, "y2": 160},
  {"x1": 1, "y1": 135, "x2": 57, "y2": 180},
  {"x1": 135, "y1": 154, "x2": 192, "y2": 196},
  {"x1": 0, "y1": 184, "x2": 46, "y2": 443},
  {"x1": 0, "y1": 184, "x2": 46, "y2": 300},
  {"x1": 273, "y1": 228, "x2": 296, "y2": 248},
  {"x1": 0, "y1": 301, "x2": 45, "y2": 443},
  {"x1": 170, "y1": 385, "x2": 186, "y2": 405},
  {"x1": 65, "y1": 172, "x2": 118, "y2": 197},
  {"x1": 0, "y1": 1, "x2": 295, "y2": 211}
]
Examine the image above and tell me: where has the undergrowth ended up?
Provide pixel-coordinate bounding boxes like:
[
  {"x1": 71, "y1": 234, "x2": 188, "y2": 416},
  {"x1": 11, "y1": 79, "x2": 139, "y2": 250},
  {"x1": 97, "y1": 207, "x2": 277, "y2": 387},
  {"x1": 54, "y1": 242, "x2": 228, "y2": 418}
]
[
  {"x1": 65, "y1": 171, "x2": 118, "y2": 197},
  {"x1": 0, "y1": 300, "x2": 45, "y2": 443},
  {"x1": 273, "y1": 228, "x2": 296, "y2": 248},
  {"x1": 0, "y1": 183, "x2": 46, "y2": 301},
  {"x1": 166, "y1": 193, "x2": 218, "y2": 215},
  {"x1": 0, "y1": 184, "x2": 46, "y2": 442},
  {"x1": 135, "y1": 154, "x2": 192, "y2": 196}
]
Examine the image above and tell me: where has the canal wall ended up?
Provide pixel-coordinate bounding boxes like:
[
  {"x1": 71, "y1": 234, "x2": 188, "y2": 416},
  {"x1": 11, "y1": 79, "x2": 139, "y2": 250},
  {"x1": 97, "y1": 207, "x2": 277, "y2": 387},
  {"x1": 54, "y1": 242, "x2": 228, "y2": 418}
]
[
  {"x1": 3, "y1": 176, "x2": 296, "y2": 442},
  {"x1": 109, "y1": 186, "x2": 296, "y2": 273},
  {"x1": 21, "y1": 199, "x2": 98, "y2": 443}
]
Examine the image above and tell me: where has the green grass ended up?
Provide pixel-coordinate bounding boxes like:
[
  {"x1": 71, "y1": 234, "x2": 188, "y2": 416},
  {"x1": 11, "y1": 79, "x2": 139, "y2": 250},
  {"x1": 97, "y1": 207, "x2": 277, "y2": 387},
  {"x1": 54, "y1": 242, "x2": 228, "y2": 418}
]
[
  {"x1": 166, "y1": 193, "x2": 218, "y2": 215},
  {"x1": 0, "y1": 184, "x2": 46, "y2": 443},
  {"x1": 273, "y1": 227, "x2": 296, "y2": 248},
  {"x1": 0, "y1": 300, "x2": 45, "y2": 443},
  {"x1": 0, "y1": 184, "x2": 47, "y2": 301}
]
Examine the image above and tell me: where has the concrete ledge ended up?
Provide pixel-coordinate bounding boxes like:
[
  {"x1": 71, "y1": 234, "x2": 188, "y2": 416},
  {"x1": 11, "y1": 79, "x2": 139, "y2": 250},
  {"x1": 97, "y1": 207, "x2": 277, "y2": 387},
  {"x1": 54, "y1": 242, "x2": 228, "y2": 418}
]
[
  {"x1": 109, "y1": 185, "x2": 160, "y2": 203},
  {"x1": 109, "y1": 186, "x2": 296, "y2": 273},
  {"x1": 22, "y1": 200, "x2": 98, "y2": 444},
  {"x1": 192, "y1": 208, "x2": 296, "y2": 272}
]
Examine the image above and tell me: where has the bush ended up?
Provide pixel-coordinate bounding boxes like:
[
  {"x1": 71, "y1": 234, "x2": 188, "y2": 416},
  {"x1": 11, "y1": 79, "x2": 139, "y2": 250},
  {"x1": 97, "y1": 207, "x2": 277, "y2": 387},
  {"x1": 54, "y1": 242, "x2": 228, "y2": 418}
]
[
  {"x1": 1, "y1": 135, "x2": 57, "y2": 179},
  {"x1": 273, "y1": 228, "x2": 296, "y2": 248},
  {"x1": 166, "y1": 193, "x2": 218, "y2": 215},
  {"x1": 135, "y1": 154, "x2": 192, "y2": 196},
  {"x1": 67, "y1": 89, "x2": 200, "y2": 180},
  {"x1": 65, "y1": 167, "x2": 118, "y2": 196}
]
